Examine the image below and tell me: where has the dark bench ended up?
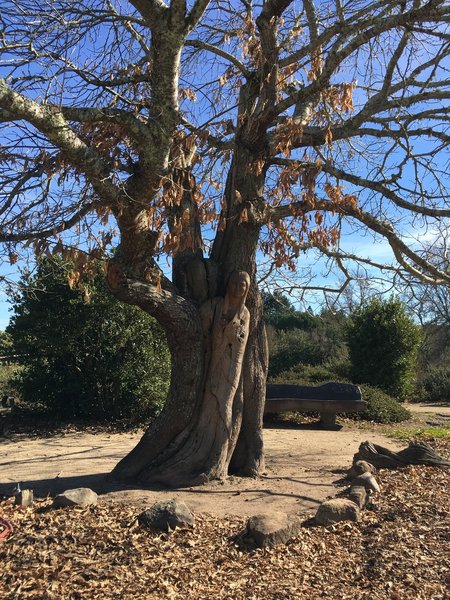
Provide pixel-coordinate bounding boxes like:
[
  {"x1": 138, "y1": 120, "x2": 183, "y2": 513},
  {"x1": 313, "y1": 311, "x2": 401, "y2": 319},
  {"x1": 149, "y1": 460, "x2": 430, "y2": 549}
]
[{"x1": 265, "y1": 382, "x2": 366, "y2": 427}]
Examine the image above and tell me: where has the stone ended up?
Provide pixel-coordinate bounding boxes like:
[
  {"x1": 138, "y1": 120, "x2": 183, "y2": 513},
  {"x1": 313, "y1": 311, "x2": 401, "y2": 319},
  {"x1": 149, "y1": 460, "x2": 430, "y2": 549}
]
[
  {"x1": 1, "y1": 395, "x2": 15, "y2": 408},
  {"x1": 244, "y1": 511, "x2": 302, "y2": 548},
  {"x1": 352, "y1": 471, "x2": 380, "y2": 493},
  {"x1": 53, "y1": 488, "x2": 98, "y2": 508},
  {"x1": 348, "y1": 460, "x2": 377, "y2": 479},
  {"x1": 315, "y1": 499, "x2": 360, "y2": 526},
  {"x1": 138, "y1": 499, "x2": 194, "y2": 532},
  {"x1": 15, "y1": 489, "x2": 33, "y2": 507},
  {"x1": 348, "y1": 485, "x2": 368, "y2": 509}
]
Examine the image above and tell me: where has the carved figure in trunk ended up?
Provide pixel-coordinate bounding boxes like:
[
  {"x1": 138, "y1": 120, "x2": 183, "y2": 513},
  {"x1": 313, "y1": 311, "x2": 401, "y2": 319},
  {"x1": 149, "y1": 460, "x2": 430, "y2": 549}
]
[
  {"x1": 111, "y1": 270, "x2": 251, "y2": 487},
  {"x1": 196, "y1": 270, "x2": 251, "y2": 479}
]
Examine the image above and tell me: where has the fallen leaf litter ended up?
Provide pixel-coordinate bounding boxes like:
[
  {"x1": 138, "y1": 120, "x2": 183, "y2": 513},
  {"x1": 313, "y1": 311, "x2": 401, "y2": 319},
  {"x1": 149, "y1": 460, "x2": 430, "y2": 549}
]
[{"x1": 0, "y1": 439, "x2": 448, "y2": 600}]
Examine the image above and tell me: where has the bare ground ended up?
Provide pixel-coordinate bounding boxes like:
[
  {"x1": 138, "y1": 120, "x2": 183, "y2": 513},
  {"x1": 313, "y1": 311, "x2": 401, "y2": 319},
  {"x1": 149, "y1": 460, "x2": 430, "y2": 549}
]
[
  {"x1": 1, "y1": 402, "x2": 448, "y2": 517},
  {"x1": 1, "y1": 404, "x2": 449, "y2": 599}
]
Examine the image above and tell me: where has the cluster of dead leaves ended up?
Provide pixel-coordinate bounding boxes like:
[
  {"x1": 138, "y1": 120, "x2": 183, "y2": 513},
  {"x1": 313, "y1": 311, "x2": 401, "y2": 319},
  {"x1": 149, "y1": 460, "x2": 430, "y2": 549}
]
[{"x1": 1, "y1": 441, "x2": 449, "y2": 599}]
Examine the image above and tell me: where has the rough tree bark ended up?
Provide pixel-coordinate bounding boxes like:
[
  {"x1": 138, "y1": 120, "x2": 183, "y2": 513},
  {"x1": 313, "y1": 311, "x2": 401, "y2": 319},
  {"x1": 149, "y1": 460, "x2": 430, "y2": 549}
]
[
  {"x1": 109, "y1": 264, "x2": 255, "y2": 486},
  {"x1": 110, "y1": 68, "x2": 270, "y2": 486}
]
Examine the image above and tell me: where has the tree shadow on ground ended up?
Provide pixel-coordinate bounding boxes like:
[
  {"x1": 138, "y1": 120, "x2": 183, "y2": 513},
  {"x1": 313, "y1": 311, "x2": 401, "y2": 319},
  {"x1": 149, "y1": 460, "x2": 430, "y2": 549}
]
[
  {"x1": 0, "y1": 472, "x2": 327, "y2": 506},
  {"x1": 0, "y1": 473, "x2": 129, "y2": 498},
  {"x1": 263, "y1": 419, "x2": 343, "y2": 431}
]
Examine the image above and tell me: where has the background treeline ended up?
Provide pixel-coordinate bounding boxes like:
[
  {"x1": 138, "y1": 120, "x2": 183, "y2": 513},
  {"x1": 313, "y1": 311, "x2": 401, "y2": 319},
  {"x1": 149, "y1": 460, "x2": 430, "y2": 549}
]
[
  {"x1": 265, "y1": 291, "x2": 449, "y2": 423},
  {"x1": 0, "y1": 259, "x2": 449, "y2": 425}
]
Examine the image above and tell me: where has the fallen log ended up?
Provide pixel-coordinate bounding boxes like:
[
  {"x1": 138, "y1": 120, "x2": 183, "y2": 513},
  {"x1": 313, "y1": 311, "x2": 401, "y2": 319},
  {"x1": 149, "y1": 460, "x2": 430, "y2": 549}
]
[{"x1": 354, "y1": 441, "x2": 450, "y2": 469}]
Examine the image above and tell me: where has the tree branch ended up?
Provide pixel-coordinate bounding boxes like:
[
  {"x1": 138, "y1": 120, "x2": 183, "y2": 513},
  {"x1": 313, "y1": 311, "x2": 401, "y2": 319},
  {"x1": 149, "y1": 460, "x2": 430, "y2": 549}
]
[
  {"x1": 185, "y1": 0, "x2": 211, "y2": 32},
  {"x1": 128, "y1": 0, "x2": 169, "y2": 28},
  {"x1": 59, "y1": 106, "x2": 153, "y2": 142},
  {"x1": 185, "y1": 39, "x2": 250, "y2": 76},
  {"x1": 0, "y1": 201, "x2": 99, "y2": 243},
  {"x1": 267, "y1": 197, "x2": 450, "y2": 285},
  {"x1": 0, "y1": 80, "x2": 120, "y2": 203},
  {"x1": 320, "y1": 163, "x2": 450, "y2": 218}
]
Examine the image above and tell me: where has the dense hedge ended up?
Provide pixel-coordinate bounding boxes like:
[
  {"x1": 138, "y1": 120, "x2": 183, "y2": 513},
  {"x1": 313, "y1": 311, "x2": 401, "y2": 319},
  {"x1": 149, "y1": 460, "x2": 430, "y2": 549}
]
[
  {"x1": 8, "y1": 258, "x2": 170, "y2": 421},
  {"x1": 268, "y1": 329, "x2": 338, "y2": 377},
  {"x1": 346, "y1": 297, "x2": 421, "y2": 399},
  {"x1": 351, "y1": 385, "x2": 411, "y2": 423},
  {"x1": 420, "y1": 367, "x2": 450, "y2": 403}
]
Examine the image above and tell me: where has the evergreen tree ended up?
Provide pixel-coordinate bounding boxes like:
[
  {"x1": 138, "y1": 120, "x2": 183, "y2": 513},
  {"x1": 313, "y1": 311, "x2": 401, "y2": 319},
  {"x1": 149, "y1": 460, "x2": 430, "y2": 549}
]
[
  {"x1": 347, "y1": 297, "x2": 421, "y2": 399},
  {"x1": 8, "y1": 258, "x2": 170, "y2": 420}
]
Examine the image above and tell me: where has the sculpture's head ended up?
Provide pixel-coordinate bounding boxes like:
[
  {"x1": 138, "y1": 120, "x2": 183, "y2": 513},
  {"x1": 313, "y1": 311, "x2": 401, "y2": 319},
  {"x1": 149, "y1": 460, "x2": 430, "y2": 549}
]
[{"x1": 226, "y1": 270, "x2": 250, "y2": 305}]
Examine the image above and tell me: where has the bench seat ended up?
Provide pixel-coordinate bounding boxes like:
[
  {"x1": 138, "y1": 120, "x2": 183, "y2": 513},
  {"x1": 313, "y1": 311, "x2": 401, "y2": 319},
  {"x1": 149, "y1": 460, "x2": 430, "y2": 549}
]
[{"x1": 265, "y1": 382, "x2": 366, "y2": 427}]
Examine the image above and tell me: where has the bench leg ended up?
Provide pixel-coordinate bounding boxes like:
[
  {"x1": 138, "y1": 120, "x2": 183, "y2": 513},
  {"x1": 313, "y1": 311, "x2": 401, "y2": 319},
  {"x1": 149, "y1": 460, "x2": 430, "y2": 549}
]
[{"x1": 319, "y1": 412, "x2": 337, "y2": 428}]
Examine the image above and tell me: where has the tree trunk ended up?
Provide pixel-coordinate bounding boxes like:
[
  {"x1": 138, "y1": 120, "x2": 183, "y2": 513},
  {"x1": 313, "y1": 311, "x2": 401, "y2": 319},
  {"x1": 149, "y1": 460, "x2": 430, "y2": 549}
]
[
  {"x1": 110, "y1": 129, "x2": 269, "y2": 486},
  {"x1": 108, "y1": 276, "x2": 205, "y2": 483},
  {"x1": 210, "y1": 143, "x2": 269, "y2": 478},
  {"x1": 109, "y1": 261, "x2": 255, "y2": 486}
]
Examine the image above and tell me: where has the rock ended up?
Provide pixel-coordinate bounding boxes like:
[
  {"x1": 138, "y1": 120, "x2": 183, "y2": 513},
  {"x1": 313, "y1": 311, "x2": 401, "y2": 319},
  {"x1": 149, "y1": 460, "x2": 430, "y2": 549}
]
[
  {"x1": 348, "y1": 460, "x2": 376, "y2": 479},
  {"x1": 53, "y1": 488, "x2": 98, "y2": 508},
  {"x1": 315, "y1": 499, "x2": 360, "y2": 526},
  {"x1": 348, "y1": 485, "x2": 368, "y2": 509},
  {"x1": 352, "y1": 471, "x2": 380, "y2": 493},
  {"x1": 138, "y1": 499, "x2": 194, "y2": 532},
  {"x1": 244, "y1": 511, "x2": 302, "y2": 548},
  {"x1": 15, "y1": 489, "x2": 33, "y2": 507},
  {"x1": 1, "y1": 395, "x2": 15, "y2": 408}
]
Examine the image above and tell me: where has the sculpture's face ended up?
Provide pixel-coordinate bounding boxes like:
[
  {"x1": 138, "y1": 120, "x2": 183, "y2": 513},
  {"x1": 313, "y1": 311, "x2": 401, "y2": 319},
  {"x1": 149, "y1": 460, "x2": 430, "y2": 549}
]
[{"x1": 228, "y1": 271, "x2": 250, "y2": 300}]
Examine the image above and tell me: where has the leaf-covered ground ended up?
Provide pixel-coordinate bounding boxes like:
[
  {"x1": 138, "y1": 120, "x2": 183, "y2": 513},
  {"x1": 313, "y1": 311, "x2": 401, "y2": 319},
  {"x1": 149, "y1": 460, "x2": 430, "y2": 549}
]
[{"x1": 1, "y1": 440, "x2": 449, "y2": 600}]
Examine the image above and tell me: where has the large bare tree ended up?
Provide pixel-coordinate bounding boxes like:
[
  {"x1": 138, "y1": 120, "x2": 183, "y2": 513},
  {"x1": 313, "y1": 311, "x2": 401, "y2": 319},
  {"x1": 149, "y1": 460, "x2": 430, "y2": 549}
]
[{"x1": 1, "y1": 0, "x2": 449, "y2": 485}]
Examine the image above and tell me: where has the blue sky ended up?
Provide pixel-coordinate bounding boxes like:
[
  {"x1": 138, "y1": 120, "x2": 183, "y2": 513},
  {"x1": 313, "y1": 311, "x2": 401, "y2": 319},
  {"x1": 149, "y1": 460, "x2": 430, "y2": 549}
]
[{"x1": 1, "y1": 1, "x2": 448, "y2": 328}]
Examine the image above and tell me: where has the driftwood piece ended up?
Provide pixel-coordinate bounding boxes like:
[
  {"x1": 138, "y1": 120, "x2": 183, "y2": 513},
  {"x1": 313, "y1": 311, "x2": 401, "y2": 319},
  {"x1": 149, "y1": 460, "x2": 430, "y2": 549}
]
[{"x1": 354, "y1": 441, "x2": 450, "y2": 469}]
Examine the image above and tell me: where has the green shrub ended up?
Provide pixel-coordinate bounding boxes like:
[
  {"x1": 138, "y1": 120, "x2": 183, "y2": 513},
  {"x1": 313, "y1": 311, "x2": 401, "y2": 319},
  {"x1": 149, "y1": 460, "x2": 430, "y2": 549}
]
[
  {"x1": 351, "y1": 385, "x2": 411, "y2": 423},
  {"x1": 346, "y1": 297, "x2": 421, "y2": 399},
  {"x1": 270, "y1": 362, "x2": 349, "y2": 385},
  {"x1": 8, "y1": 257, "x2": 170, "y2": 421},
  {"x1": 0, "y1": 331, "x2": 14, "y2": 358},
  {"x1": 0, "y1": 363, "x2": 22, "y2": 400},
  {"x1": 268, "y1": 329, "x2": 334, "y2": 377},
  {"x1": 262, "y1": 292, "x2": 316, "y2": 330},
  {"x1": 266, "y1": 311, "x2": 317, "y2": 331},
  {"x1": 420, "y1": 367, "x2": 450, "y2": 403}
]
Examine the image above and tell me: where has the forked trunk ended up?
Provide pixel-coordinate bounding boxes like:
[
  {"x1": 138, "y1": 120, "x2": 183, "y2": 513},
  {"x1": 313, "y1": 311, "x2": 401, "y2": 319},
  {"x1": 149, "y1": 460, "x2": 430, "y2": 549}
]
[
  {"x1": 110, "y1": 141, "x2": 268, "y2": 487},
  {"x1": 109, "y1": 261, "x2": 264, "y2": 486}
]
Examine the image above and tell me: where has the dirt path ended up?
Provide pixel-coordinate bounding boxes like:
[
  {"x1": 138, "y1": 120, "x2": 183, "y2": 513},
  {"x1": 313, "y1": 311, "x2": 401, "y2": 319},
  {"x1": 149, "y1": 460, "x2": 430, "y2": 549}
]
[
  {"x1": 2, "y1": 402, "x2": 448, "y2": 518},
  {"x1": 1, "y1": 422, "x2": 409, "y2": 519}
]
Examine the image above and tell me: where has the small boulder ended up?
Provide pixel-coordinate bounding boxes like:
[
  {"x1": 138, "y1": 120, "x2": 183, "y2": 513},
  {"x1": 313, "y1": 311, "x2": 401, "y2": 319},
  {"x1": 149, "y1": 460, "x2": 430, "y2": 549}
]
[
  {"x1": 348, "y1": 485, "x2": 368, "y2": 509},
  {"x1": 53, "y1": 488, "x2": 98, "y2": 508},
  {"x1": 244, "y1": 511, "x2": 302, "y2": 548},
  {"x1": 315, "y1": 499, "x2": 360, "y2": 526},
  {"x1": 348, "y1": 460, "x2": 376, "y2": 479},
  {"x1": 138, "y1": 499, "x2": 194, "y2": 532},
  {"x1": 352, "y1": 471, "x2": 380, "y2": 493}
]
